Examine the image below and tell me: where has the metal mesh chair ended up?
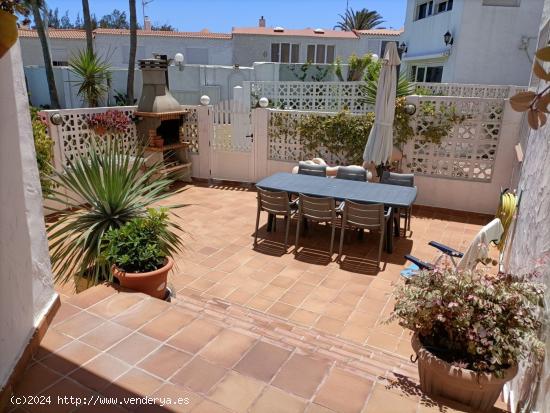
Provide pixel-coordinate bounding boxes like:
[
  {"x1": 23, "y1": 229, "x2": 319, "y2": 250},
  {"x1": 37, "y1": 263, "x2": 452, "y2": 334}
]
[
  {"x1": 335, "y1": 166, "x2": 368, "y2": 182},
  {"x1": 338, "y1": 201, "x2": 392, "y2": 268},
  {"x1": 254, "y1": 188, "x2": 296, "y2": 252},
  {"x1": 380, "y1": 171, "x2": 414, "y2": 232},
  {"x1": 298, "y1": 162, "x2": 327, "y2": 177},
  {"x1": 295, "y1": 194, "x2": 338, "y2": 256}
]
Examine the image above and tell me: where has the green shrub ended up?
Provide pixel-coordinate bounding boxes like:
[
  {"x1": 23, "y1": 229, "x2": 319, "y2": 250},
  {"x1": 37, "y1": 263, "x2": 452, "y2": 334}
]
[
  {"x1": 47, "y1": 138, "x2": 183, "y2": 286},
  {"x1": 102, "y1": 208, "x2": 179, "y2": 273},
  {"x1": 297, "y1": 110, "x2": 375, "y2": 165},
  {"x1": 387, "y1": 268, "x2": 545, "y2": 375},
  {"x1": 30, "y1": 107, "x2": 54, "y2": 195}
]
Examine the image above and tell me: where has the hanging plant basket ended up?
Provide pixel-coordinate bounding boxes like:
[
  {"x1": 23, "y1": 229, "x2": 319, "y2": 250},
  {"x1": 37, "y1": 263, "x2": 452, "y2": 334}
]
[{"x1": 0, "y1": 10, "x2": 18, "y2": 59}]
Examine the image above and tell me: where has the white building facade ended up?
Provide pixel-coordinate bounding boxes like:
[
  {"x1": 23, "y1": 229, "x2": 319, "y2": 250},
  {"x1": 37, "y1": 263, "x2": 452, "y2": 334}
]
[
  {"x1": 401, "y1": 0, "x2": 544, "y2": 85},
  {"x1": 18, "y1": 24, "x2": 402, "y2": 69}
]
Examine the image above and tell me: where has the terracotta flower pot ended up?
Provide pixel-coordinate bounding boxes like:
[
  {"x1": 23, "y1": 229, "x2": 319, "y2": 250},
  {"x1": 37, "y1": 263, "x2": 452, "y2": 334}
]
[
  {"x1": 412, "y1": 334, "x2": 517, "y2": 412},
  {"x1": 112, "y1": 256, "x2": 173, "y2": 299},
  {"x1": 0, "y1": 10, "x2": 18, "y2": 59}
]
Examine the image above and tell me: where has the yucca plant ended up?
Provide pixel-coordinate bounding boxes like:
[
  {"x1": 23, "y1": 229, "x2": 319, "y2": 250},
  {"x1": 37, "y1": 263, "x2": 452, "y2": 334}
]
[
  {"x1": 69, "y1": 49, "x2": 112, "y2": 107},
  {"x1": 46, "y1": 138, "x2": 183, "y2": 287}
]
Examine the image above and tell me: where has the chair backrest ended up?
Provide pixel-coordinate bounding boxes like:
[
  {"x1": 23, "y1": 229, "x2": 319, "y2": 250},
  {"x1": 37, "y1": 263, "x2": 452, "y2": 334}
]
[
  {"x1": 336, "y1": 166, "x2": 368, "y2": 182},
  {"x1": 299, "y1": 194, "x2": 336, "y2": 221},
  {"x1": 298, "y1": 162, "x2": 327, "y2": 177},
  {"x1": 257, "y1": 188, "x2": 290, "y2": 215},
  {"x1": 343, "y1": 201, "x2": 384, "y2": 230},
  {"x1": 380, "y1": 171, "x2": 414, "y2": 187}
]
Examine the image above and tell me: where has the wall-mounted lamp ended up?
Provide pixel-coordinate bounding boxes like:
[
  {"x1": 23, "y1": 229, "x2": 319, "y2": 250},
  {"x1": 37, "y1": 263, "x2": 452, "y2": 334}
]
[
  {"x1": 50, "y1": 113, "x2": 63, "y2": 125},
  {"x1": 398, "y1": 42, "x2": 408, "y2": 54},
  {"x1": 404, "y1": 103, "x2": 417, "y2": 116},
  {"x1": 200, "y1": 95, "x2": 211, "y2": 106},
  {"x1": 174, "y1": 52, "x2": 184, "y2": 71},
  {"x1": 443, "y1": 31, "x2": 454, "y2": 46}
]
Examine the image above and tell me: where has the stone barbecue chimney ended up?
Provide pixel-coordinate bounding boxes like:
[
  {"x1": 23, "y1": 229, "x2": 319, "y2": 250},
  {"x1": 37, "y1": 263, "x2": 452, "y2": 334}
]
[
  {"x1": 144, "y1": 16, "x2": 152, "y2": 31},
  {"x1": 135, "y1": 54, "x2": 188, "y2": 147},
  {"x1": 259, "y1": 16, "x2": 266, "y2": 28}
]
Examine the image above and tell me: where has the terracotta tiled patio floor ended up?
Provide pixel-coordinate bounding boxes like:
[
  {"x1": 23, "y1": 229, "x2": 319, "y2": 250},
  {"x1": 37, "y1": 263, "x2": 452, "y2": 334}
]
[
  {"x1": 37, "y1": 182, "x2": 508, "y2": 412},
  {"x1": 11, "y1": 285, "x2": 507, "y2": 413}
]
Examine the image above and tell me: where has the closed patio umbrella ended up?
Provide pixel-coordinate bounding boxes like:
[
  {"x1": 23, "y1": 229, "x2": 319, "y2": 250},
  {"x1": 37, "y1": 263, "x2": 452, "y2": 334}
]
[{"x1": 362, "y1": 42, "x2": 401, "y2": 167}]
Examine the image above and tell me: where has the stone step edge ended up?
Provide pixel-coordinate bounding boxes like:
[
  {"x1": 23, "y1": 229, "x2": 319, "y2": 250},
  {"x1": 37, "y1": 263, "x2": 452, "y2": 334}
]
[{"x1": 171, "y1": 290, "x2": 419, "y2": 384}]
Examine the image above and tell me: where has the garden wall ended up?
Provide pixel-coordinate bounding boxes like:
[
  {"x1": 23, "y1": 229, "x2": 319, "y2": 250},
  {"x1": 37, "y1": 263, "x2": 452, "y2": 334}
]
[{"x1": 0, "y1": 41, "x2": 56, "y2": 389}]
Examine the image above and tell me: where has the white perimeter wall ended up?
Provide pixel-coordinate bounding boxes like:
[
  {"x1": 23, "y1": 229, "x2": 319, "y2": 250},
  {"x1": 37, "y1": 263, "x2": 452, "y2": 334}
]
[{"x1": 0, "y1": 41, "x2": 56, "y2": 387}]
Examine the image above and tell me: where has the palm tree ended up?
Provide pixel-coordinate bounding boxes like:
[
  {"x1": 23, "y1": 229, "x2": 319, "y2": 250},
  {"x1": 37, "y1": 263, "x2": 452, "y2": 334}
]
[
  {"x1": 127, "y1": 0, "x2": 137, "y2": 105},
  {"x1": 28, "y1": 0, "x2": 60, "y2": 108},
  {"x1": 81, "y1": 0, "x2": 93, "y2": 54},
  {"x1": 335, "y1": 7, "x2": 384, "y2": 31}
]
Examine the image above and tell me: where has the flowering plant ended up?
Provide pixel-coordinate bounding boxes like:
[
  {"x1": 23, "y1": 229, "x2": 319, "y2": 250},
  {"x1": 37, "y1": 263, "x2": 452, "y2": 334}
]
[
  {"x1": 87, "y1": 110, "x2": 130, "y2": 135},
  {"x1": 387, "y1": 267, "x2": 545, "y2": 375}
]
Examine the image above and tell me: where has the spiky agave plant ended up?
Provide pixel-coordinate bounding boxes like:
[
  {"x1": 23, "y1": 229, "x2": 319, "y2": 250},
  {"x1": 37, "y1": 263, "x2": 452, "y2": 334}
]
[{"x1": 46, "y1": 138, "x2": 183, "y2": 287}]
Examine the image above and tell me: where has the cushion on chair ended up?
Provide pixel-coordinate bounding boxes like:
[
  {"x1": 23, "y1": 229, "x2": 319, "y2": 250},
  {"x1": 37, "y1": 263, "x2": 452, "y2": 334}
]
[
  {"x1": 298, "y1": 161, "x2": 327, "y2": 177},
  {"x1": 381, "y1": 171, "x2": 414, "y2": 187},
  {"x1": 335, "y1": 166, "x2": 368, "y2": 182}
]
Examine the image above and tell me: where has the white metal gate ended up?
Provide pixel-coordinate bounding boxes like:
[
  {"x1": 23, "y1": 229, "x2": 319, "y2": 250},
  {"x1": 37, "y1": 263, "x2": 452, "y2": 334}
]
[{"x1": 210, "y1": 98, "x2": 255, "y2": 181}]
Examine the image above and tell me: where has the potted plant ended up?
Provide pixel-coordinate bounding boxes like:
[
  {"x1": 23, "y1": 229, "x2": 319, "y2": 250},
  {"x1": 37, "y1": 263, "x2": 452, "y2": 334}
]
[
  {"x1": 388, "y1": 268, "x2": 544, "y2": 412},
  {"x1": 0, "y1": 1, "x2": 29, "y2": 59},
  {"x1": 103, "y1": 208, "x2": 183, "y2": 299},
  {"x1": 47, "y1": 137, "x2": 183, "y2": 291}
]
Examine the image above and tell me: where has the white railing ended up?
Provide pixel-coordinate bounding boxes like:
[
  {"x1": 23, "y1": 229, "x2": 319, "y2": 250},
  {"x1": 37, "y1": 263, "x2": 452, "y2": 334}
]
[
  {"x1": 246, "y1": 81, "x2": 374, "y2": 113},
  {"x1": 412, "y1": 82, "x2": 523, "y2": 99},
  {"x1": 246, "y1": 81, "x2": 522, "y2": 115}
]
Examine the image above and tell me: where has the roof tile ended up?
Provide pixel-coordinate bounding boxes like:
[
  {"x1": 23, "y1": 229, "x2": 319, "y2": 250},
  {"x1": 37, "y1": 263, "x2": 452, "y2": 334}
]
[
  {"x1": 355, "y1": 28, "x2": 403, "y2": 36},
  {"x1": 232, "y1": 27, "x2": 359, "y2": 39}
]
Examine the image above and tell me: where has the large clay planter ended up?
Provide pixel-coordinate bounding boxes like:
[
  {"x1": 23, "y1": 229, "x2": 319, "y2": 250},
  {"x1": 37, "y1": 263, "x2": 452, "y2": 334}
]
[
  {"x1": 112, "y1": 257, "x2": 173, "y2": 299},
  {"x1": 412, "y1": 334, "x2": 517, "y2": 412},
  {"x1": 0, "y1": 10, "x2": 18, "y2": 59}
]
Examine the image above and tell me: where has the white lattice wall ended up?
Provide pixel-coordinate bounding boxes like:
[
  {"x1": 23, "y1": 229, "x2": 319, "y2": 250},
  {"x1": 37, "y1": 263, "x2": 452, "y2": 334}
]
[
  {"x1": 247, "y1": 81, "x2": 522, "y2": 114},
  {"x1": 412, "y1": 83, "x2": 522, "y2": 99},
  {"x1": 403, "y1": 96, "x2": 505, "y2": 182},
  {"x1": 267, "y1": 110, "x2": 349, "y2": 165},
  {"x1": 41, "y1": 106, "x2": 201, "y2": 169},
  {"x1": 40, "y1": 107, "x2": 138, "y2": 168},
  {"x1": 248, "y1": 81, "x2": 374, "y2": 114}
]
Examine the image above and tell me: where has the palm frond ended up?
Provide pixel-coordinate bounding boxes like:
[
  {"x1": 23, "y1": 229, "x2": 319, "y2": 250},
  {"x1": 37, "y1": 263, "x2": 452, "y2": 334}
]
[{"x1": 335, "y1": 7, "x2": 384, "y2": 31}]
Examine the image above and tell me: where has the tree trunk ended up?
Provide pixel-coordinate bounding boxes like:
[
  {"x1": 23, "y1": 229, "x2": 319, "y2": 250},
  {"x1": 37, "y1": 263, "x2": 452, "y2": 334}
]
[
  {"x1": 126, "y1": 0, "x2": 137, "y2": 105},
  {"x1": 30, "y1": 0, "x2": 60, "y2": 109},
  {"x1": 81, "y1": 0, "x2": 93, "y2": 54}
]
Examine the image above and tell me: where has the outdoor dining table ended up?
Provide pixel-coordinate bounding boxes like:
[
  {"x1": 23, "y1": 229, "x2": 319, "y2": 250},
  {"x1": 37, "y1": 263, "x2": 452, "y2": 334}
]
[{"x1": 255, "y1": 172, "x2": 417, "y2": 253}]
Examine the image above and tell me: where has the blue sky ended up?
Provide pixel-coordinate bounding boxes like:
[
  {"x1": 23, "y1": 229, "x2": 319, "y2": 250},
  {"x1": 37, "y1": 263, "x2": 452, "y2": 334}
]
[{"x1": 44, "y1": 0, "x2": 406, "y2": 32}]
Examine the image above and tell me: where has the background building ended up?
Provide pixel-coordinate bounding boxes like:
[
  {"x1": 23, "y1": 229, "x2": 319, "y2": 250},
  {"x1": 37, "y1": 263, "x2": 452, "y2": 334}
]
[{"x1": 400, "y1": 0, "x2": 544, "y2": 85}]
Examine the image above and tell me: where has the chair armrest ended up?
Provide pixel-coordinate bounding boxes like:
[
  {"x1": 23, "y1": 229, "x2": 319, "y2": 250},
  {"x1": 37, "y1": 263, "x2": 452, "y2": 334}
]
[
  {"x1": 289, "y1": 199, "x2": 299, "y2": 210},
  {"x1": 384, "y1": 207, "x2": 393, "y2": 220},
  {"x1": 404, "y1": 255, "x2": 434, "y2": 271},
  {"x1": 428, "y1": 241, "x2": 463, "y2": 258}
]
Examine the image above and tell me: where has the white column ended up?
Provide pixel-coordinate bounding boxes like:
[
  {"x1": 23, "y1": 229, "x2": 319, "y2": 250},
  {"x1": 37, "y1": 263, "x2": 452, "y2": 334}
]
[{"x1": 0, "y1": 40, "x2": 56, "y2": 387}]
